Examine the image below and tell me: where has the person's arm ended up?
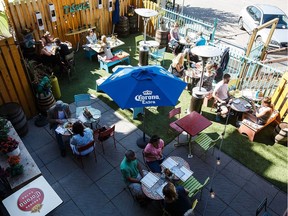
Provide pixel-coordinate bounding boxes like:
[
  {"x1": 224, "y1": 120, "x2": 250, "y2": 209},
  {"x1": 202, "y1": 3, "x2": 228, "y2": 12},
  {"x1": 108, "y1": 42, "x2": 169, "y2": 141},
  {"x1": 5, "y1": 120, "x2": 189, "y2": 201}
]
[
  {"x1": 47, "y1": 109, "x2": 65, "y2": 124},
  {"x1": 41, "y1": 47, "x2": 53, "y2": 56},
  {"x1": 137, "y1": 161, "x2": 144, "y2": 177},
  {"x1": 144, "y1": 146, "x2": 158, "y2": 159},
  {"x1": 65, "y1": 41, "x2": 72, "y2": 47},
  {"x1": 64, "y1": 105, "x2": 72, "y2": 118},
  {"x1": 86, "y1": 35, "x2": 94, "y2": 44},
  {"x1": 122, "y1": 169, "x2": 141, "y2": 183},
  {"x1": 170, "y1": 29, "x2": 177, "y2": 41},
  {"x1": 255, "y1": 106, "x2": 270, "y2": 118}
]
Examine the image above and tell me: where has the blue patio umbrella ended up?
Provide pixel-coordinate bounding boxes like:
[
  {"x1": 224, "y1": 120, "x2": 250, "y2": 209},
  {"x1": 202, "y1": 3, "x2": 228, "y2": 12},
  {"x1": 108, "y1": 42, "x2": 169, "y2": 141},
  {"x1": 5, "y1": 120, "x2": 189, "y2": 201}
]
[
  {"x1": 100, "y1": 65, "x2": 187, "y2": 147},
  {"x1": 99, "y1": 65, "x2": 187, "y2": 109}
]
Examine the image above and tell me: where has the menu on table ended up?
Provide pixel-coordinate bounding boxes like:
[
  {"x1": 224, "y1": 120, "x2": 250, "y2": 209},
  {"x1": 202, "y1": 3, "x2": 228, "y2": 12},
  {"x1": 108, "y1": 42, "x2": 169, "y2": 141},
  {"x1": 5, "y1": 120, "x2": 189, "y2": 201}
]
[
  {"x1": 141, "y1": 172, "x2": 159, "y2": 188},
  {"x1": 156, "y1": 182, "x2": 168, "y2": 199},
  {"x1": 179, "y1": 166, "x2": 194, "y2": 181},
  {"x1": 161, "y1": 157, "x2": 178, "y2": 170}
]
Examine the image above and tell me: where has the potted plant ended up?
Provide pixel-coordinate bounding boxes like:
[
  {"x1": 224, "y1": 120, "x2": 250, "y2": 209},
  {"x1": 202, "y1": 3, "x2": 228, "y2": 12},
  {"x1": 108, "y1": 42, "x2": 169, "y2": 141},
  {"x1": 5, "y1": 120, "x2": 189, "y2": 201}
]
[
  {"x1": 6, "y1": 155, "x2": 23, "y2": 177},
  {"x1": 0, "y1": 137, "x2": 20, "y2": 156},
  {"x1": 0, "y1": 117, "x2": 9, "y2": 143}
]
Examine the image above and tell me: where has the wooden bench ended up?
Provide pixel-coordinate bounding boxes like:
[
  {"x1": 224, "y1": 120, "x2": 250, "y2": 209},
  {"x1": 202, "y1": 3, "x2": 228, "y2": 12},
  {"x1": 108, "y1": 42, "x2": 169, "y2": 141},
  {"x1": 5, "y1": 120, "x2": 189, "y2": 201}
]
[
  {"x1": 238, "y1": 72, "x2": 288, "y2": 141},
  {"x1": 98, "y1": 50, "x2": 130, "y2": 73},
  {"x1": 238, "y1": 110, "x2": 279, "y2": 141}
]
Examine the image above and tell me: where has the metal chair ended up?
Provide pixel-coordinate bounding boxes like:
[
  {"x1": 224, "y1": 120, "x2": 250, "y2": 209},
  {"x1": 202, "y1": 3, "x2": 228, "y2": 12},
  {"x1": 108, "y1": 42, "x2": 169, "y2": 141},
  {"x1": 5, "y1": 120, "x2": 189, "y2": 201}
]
[
  {"x1": 94, "y1": 125, "x2": 116, "y2": 154},
  {"x1": 169, "y1": 107, "x2": 184, "y2": 145},
  {"x1": 74, "y1": 140, "x2": 97, "y2": 168},
  {"x1": 256, "y1": 198, "x2": 271, "y2": 216},
  {"x1": 74, "y1": 94, "x2": 91, "y2": 118},
  {"x1": 149, "y1": 47, "x2": 166, "y2": 65},
  {"x1": 194, "y1": 133, "x2": 221, "y2": 156},
  {"x1": 178, "y1": 176, "x2": 209, "y2": 200}
]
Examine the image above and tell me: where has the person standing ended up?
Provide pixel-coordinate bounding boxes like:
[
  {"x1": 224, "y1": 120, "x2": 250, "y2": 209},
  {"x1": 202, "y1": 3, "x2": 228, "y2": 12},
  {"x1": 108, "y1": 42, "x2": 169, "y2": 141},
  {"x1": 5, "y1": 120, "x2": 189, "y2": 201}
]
[
  {"x1": 212, "y1": 73, "x2": 232, "y2": 120},
  {"x1": 47, "y1": 100, "x2": 71, "y2": 157},
  {"x1": 120, "y1": 150, "x2": 146, "y2": 200},
  {"x1": 143, "y1": 135, "x2": 165, "y2": 173}
]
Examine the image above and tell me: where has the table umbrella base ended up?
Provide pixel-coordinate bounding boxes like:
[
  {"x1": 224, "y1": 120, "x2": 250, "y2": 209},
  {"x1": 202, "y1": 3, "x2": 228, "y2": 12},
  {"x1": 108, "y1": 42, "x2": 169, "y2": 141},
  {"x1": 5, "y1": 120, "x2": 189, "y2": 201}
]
[{"x1": 137, "y1": 136, "x2": 150, "y2": 149}]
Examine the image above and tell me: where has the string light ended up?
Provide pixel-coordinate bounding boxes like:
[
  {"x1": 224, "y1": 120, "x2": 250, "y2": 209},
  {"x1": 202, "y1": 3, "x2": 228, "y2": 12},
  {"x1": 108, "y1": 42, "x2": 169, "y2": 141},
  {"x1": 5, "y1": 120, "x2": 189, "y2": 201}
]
[
  {"x1": 129, "y1": 46, "x2": 132, "y2": 52},
  {"x1": 210, "y1": 188, "x2": 215, "y2": 198},
  {"x1": 65, "y1": 19, "x2": 68, "y2": 24},
  {"x1": 72, "y1": 13, "x2": 75, "y2": 18},
  {"x1": 54, "y1": 25, "x2": 57, "y2": 29},
  {"x1": 216, "y1": 157, "x2": 221, "y2": 165}
]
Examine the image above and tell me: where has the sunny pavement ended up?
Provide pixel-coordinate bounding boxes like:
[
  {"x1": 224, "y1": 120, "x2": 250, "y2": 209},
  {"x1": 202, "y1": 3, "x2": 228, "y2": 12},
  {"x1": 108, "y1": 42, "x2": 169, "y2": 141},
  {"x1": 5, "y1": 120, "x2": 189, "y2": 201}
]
[{"x1": 3, "y1": 98, "x2": 287, "y2": 216}]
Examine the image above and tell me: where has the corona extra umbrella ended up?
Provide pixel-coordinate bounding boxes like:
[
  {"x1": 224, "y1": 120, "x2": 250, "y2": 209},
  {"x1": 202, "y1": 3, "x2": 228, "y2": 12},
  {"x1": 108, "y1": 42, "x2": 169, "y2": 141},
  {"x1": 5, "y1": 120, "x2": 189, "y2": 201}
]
[
  {"x1": 100, "y1": 65, "x2": 186, "y2": 147},
  {"x1": 99, "y1": 65, "x2": 186, "y2": 109}
]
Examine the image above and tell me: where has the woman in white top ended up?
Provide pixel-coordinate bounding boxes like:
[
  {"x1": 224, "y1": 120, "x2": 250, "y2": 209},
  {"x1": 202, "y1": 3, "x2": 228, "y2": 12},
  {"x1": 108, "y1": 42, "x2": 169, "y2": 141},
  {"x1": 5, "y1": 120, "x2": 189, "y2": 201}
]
[
  {"x1": 100, "y1": 35, "x2": 113, "y2": 60},
  {"x1": 70, "y1": 121, "x2": 94, "y2": 155},
  {"x1": 86, "y1": 29, "x2": 97, "y2": 44}
]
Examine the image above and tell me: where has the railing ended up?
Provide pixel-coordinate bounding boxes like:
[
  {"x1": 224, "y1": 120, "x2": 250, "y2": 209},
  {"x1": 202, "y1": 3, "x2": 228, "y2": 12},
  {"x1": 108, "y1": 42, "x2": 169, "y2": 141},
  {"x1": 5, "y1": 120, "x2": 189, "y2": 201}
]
[{"x1": 160, "y1": 8, "x2": 217, "y2": 42}]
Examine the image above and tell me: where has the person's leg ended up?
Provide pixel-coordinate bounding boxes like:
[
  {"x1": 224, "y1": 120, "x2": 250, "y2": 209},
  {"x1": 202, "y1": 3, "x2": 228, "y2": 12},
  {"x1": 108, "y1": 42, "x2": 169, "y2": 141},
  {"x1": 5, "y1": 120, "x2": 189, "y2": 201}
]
[
  {"x1": 146, "y1": 161, "x2": 162, "y2": 173},
  {"x1": 242, "y1": 112, "x2": 257, "y2": 123},
  {"x1": 52, "y1": 125, "x2": 66, "y2": 157}
]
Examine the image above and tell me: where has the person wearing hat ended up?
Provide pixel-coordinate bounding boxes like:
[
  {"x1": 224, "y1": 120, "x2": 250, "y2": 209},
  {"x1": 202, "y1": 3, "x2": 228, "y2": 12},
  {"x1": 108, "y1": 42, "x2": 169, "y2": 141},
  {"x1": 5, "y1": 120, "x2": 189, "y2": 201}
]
[
  {"x1": 143, "y1": 135, "x2": 165, "y2": 173},
  {"x1": 47, "y1": 100, "x2": 71, "y2": 157}
]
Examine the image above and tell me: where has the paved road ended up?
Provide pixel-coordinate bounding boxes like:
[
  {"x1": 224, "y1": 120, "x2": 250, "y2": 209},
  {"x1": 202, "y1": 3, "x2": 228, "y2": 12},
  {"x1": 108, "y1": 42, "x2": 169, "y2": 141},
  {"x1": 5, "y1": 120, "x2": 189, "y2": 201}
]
[{"x1": 174, "y1": 0, "x2": 288, "y2": 69}]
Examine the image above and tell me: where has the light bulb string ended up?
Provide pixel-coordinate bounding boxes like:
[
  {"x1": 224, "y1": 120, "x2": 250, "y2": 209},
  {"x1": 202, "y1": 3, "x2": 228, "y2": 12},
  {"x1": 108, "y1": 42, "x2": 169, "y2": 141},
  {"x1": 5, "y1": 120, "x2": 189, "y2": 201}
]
[{"x1": 203, "y1": 106, "x2": 232, "y2": 215}]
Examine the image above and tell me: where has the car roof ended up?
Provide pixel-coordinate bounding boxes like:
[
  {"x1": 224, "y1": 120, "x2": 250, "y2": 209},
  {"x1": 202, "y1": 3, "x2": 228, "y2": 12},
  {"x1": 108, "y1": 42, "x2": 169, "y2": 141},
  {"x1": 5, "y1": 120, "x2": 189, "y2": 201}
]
[{"x1": 253, "y1": 4, "x2": 286, "y2": 15}]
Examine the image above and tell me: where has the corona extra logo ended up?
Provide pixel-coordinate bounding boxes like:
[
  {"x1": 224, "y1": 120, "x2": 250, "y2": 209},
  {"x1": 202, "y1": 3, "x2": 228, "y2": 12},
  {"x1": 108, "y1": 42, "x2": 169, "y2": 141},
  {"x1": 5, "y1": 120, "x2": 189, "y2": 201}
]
[{"x1": 135, "y1": 90, "x2": 160, "y2": 105}]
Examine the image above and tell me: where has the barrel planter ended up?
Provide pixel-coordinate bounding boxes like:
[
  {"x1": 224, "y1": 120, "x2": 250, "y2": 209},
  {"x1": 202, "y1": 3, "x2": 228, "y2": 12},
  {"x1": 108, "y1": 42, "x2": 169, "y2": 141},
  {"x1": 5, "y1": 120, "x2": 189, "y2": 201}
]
[
  {"x1": 274, "y1": 123, "x2": 288, "y2": 145},
  {"x1": 37, "y1": 92, "x2": 56, "y2": 115},
  {"x1": 0, "y1": 103, "x2": 28, "y2": 137},
  {"x1": 128, "y1": 14, "x2": 138, "y2": 33},
  {"x1": 115, "y1": 16, "x2": 130, "y2": 37},
  {"x1": 155, "y1": 29, "x2": 169, "y2": 49}
]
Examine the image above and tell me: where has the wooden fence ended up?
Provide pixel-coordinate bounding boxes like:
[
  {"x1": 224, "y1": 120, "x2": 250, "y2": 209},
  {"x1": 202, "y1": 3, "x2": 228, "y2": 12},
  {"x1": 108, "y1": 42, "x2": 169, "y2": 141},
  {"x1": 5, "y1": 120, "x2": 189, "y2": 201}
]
[
  {"x1": 3, "y1": 0, "x2": 139, "y2": 47},
  {"x1": 0, "y1": 37, "x2": 37, "y2": 118}
]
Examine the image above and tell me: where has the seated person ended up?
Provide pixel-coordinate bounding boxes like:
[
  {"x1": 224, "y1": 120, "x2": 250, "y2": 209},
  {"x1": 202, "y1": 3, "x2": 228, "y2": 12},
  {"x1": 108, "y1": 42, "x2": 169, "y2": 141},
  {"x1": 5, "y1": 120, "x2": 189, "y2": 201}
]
[
  {"x1": 70, "y1": 121, "x2": 94, "y2": 155},
  {"x1": 54, "y1": 38, "x2": 72, "y2": 62},
  {"x1": 194, "y1": 31, "x2": 206, "y2": 46},
  {"x1": 86, "y1": 28, "x2": 97, "y2": 44},
  {"x1": 197, "y1": 62, "x2": 216, "y2": 93},
  {"x1": 184, "y1": 48, "x2": 200, "y2": 68},
  {"x1": 242, "y1": 97, "x2": 274, "y2": 125},
  {"x1": 143, "y1": 135, "x2": 165, "y2": 173},
  {"x1": 47, "y1": 100, "x2": 71, "y2": 157},
  {"x1": 120, "y1": 150, "x2": 146, "y2": 200},
  {"x1": 98, "y1": 35, "x2": 113, "y2": 61},
  {"x1": 212, "y1": 73, "x2": 232, "y2": 119},
  {"x1": 169, "y1": 53, "x2": 185, "y2": 79},
  {"x1": 162, "y1": 182, "x2": 191, "y2": 216},
  {"x1": 213, "y1": 62, "x2": 223, "y2": 83},
  {"x1": 169, "y1": 22, "x2": 183, "y2": 55},
  {"x1": 43, "y1": 31, "x2": 54, "y2": 44}
]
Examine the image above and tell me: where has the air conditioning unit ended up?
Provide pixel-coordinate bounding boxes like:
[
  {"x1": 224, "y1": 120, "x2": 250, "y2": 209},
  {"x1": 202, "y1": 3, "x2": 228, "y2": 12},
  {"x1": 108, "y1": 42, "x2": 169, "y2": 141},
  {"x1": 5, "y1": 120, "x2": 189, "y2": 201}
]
[
  {"x1": 48, "y1": 3, "x2": 57, "y2": 22},
  {"x1": 35, "y1": 12, "x2": 44, "y2": 30}
]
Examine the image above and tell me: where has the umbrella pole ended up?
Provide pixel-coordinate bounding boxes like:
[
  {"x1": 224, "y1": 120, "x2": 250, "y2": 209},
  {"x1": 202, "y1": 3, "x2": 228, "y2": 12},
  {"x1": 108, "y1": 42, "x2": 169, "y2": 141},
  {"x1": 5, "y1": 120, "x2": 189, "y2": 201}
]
[{"x1": 137, "y1": 108, "x2": 149, "y2": 149}]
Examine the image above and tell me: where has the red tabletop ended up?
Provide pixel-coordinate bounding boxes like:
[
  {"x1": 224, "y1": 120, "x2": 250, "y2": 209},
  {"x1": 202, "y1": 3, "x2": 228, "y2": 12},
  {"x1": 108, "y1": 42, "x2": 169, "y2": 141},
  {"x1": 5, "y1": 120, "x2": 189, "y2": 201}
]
[{"x1": 175, "y1": 111, "x2": 212, "y2": 136}]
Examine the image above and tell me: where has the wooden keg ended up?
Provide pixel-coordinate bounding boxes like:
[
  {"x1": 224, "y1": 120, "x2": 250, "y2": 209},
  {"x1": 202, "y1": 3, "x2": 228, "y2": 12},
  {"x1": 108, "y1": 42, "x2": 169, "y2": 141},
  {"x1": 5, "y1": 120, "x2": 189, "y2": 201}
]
[
  {"x1": 37, "y1": 93, "x2": 56, "y2": 115},
  {"x1": 155, "y1": 29, "x2": 169, "y2": 49},
  {"x1": 274, "y1": 123, "x2": 288, "y2": 144},
  {"x1": 0, "y1": 102, "x2": 28, "y2": 137},
  {"x1": 115, "y1": 16, "x2": 130, "y2": 37},
  {"x1": 128, "y1": 14, "x2": 138, "y2": 33}
]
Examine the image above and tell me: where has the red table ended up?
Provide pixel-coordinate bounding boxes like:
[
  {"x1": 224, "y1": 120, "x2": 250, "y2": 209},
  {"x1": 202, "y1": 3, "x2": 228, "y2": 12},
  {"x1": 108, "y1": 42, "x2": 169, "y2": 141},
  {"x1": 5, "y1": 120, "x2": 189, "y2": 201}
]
[{"x1": 175, "y1": 111, "x2": 212, "y2": 158}]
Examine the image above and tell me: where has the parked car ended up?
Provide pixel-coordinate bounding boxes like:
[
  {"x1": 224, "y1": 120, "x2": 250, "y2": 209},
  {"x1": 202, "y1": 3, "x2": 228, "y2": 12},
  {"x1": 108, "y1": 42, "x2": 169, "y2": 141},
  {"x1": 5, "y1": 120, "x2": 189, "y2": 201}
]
[{"x1": 238, "y1": 4, "x2": 288, "y2": 49}]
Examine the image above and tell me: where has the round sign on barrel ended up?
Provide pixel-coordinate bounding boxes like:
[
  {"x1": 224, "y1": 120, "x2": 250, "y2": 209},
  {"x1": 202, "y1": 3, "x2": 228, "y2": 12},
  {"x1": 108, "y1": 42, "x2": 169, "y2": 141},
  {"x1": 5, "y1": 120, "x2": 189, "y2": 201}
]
[
  {"x1": 0, "y1": 102, "x2": 28, "y2": 137},
  {"x1": 155, "y1": 29, "x2": 169, "y2": 49},
  {"x1": 274, "y1": 123, "x2": 288, "y2": 145}
]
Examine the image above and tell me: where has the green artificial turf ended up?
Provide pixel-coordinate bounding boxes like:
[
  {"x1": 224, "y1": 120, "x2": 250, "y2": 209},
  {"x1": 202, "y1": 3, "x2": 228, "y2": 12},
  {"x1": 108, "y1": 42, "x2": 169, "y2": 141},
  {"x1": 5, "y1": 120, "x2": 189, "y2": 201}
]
[{"x1": 57, "y1": 33, "x2": 288, "y2": 193}]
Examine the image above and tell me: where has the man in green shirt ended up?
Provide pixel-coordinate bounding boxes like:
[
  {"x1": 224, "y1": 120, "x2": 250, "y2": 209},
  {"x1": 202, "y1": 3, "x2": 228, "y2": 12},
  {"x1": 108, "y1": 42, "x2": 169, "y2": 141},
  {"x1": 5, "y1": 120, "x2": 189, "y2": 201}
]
[{"x1": 120, "y1": 150, "x2": 145, "y2": 198}]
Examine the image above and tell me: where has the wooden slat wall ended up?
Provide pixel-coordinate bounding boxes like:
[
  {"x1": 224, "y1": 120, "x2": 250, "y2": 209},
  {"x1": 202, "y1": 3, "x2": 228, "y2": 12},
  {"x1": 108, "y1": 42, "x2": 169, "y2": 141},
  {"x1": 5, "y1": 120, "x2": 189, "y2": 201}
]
[
  {"x1": 0, "y1": 37, "x2": 37, "y2": 118},
  {"x1": 3, "y1": 0, "x2": 140, "y2": 47}
]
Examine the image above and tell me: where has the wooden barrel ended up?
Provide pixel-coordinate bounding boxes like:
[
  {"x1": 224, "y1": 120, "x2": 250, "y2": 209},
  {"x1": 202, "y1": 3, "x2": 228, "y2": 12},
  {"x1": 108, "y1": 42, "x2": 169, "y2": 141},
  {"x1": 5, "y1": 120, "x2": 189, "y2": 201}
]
[
  {"x1": 0, "y1": 102, "x2": 28, "y2": 137},
  {"x1": 274, "y1": 123, "x2": 288, "y2": 144},
  {"x1": 128, "y1": 14, "x2": 138, "y2": 33},
  {"x1": 37, "y1": 93, "x2": 56, "y2": 114},
  {"x1": 115, "y1": 16, "x2": 130, "y2": 37},
  {"x1": 155, "y1": 29, "x2": 169, "y2": 49}
]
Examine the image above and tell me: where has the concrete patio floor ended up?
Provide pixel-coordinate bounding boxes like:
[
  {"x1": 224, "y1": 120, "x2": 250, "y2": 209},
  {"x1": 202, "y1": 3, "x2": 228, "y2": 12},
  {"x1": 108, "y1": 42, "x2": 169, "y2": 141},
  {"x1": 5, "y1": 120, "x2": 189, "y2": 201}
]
[{"x1": 2, "y1": 98, "x2": 287, "y2": 216}]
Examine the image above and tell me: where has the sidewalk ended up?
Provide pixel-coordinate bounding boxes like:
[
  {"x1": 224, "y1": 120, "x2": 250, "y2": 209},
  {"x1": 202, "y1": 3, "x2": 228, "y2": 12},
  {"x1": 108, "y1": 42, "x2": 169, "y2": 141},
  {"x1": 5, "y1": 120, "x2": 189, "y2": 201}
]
[{"x1": 4, "y1": 98, "x2": 287, "y2": 215}]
